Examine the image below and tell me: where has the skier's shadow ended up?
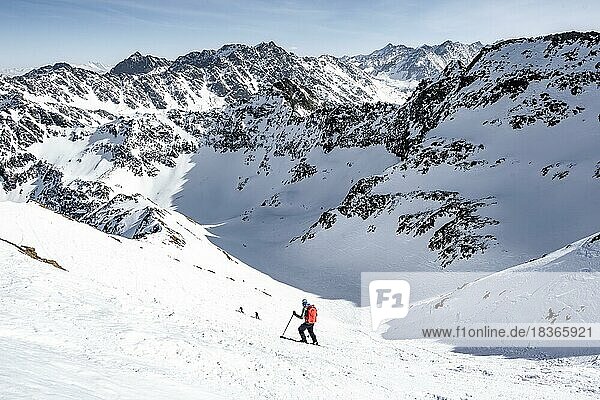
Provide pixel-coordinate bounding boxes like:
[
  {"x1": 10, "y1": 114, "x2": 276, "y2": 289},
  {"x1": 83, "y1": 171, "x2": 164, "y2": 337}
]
[{"x1": 452, "y1": 346, "x2": 600, "y2": 360}]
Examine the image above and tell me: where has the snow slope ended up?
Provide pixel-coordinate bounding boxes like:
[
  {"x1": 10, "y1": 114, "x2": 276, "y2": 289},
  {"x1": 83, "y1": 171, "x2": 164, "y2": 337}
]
[
  {"x1": 2, "y1": 201, "x2": 600, "y2": 399},
  {"x1": 386, "y1": 232, "x2": 600, "y2": 342}
]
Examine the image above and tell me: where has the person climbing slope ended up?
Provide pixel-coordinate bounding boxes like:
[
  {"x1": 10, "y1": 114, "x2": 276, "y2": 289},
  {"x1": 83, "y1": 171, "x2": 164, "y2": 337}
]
[{"x1": 293, "y1": 298, "x2": 318, "y2": 345}]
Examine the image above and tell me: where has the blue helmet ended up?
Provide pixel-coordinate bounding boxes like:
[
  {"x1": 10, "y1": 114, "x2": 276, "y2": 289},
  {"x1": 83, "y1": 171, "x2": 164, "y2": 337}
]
[{"x1": 302, "y1": 298, "x2": 308, "y2": 306}]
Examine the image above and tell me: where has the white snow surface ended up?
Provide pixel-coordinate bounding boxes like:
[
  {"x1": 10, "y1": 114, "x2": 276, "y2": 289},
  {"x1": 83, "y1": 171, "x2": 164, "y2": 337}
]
[
  {"x1": 385, "y1": 231, "x2": 600, "y2": 342},
  {"x1": 1, "y1": 201, "x2": 600, "y2": 399}
]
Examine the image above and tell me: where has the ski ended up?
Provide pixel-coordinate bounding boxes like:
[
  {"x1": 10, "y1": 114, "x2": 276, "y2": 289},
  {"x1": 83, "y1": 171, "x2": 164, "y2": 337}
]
[{"x1": 280, "y1": 336, "x2": 321, "y2": 346}]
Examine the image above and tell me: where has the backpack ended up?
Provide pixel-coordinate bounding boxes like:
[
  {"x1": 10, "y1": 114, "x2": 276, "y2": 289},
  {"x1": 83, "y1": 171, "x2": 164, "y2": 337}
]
[{"x1": 305, "y1": 305, "x2": 317, "y2": 324}]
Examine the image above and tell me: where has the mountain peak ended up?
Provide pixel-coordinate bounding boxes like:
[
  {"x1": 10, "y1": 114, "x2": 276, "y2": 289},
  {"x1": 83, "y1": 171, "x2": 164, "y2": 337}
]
[
  {"x1": 254, "y1": 41, "x2": 290, "y2": 56},
  {"x1": 110, "y1": 52, "x2": 170, "y2": 75},
  {"x1": 255, "y1": 40, "x2": 284, "y2": 50},
  {"x1": 212, "y1": 41, "x2": 288, "y2": 56},
  {"x1": 172, "y1": 41, "x2": 293, "y2": 73},
  {"x1": 24, "y1": 62, "x2": 74, "y2": 77}
]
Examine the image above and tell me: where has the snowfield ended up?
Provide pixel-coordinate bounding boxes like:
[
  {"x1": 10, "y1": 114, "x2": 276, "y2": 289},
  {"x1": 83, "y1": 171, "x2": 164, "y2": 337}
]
[
  {"x1": 386, "y1": 231, "x2": 600, "y2": 344},
  {"x1": 1, "y1": 201, "x2": 600, "y2": 399}
]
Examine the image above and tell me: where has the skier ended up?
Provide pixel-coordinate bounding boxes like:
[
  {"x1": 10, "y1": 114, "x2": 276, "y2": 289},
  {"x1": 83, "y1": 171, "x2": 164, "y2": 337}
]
[{"x1": 293, "y1": 298, "x2": 318, "y2": 345}]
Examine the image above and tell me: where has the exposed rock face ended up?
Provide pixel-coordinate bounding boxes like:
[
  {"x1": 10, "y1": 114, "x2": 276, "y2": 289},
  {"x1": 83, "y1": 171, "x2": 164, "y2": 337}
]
[{"x1": 110, "y1": 52, "x2": 171, "y2": 75}]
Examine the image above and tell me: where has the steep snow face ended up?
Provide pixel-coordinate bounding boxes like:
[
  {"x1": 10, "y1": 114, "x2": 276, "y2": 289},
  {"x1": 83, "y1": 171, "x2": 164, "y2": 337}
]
[
  {"x1": 344, "y1": 40, "x2": 483, "y2": 81},
  {"x1": 2, "y1": 201, "x2": 600, "y2": 399}
]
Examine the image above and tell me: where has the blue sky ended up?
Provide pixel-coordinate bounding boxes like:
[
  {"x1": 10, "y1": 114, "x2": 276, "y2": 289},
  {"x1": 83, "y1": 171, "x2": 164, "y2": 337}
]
[{"x1": 1, "y1": 0, "x2": 599, "y2": 68}]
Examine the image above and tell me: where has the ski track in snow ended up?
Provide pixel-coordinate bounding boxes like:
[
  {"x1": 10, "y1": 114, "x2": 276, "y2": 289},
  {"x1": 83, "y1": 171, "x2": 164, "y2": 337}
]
[{"x1": 1, "y1": 202, "x2": 599, "y2": 399}]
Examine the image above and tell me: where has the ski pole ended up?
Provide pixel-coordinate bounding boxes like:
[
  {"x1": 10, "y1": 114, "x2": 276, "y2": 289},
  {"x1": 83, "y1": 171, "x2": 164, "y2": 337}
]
[{"x1": 280, "y1": 313, "x2": 294, "y2": 338}]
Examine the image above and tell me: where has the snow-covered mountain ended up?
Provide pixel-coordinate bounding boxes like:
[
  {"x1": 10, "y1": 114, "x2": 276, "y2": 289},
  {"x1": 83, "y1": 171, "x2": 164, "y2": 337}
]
[
  {"x1": 175, "y1": 31, "x2": 599, "y2": 299},
  {"x1": 0, "y1": 61, "x2": 110, "y2": 77},
  {"x1": 0, "y1": 32, "x2": 599, "y2": 302},
  {"x1": 77, "y1": 61, "x2": 111, "y2": 74},
  {"x1": 344, "y1": 40, "x2": 483, "y2": 81},
  {"x1": 2, "y1": 201, "x2": 599, "y2": 399},
  {"x1": 110, "y1": 52, "x2": 170, "y2": 75},
  {"x1": 0, "y1": 66, "x2": 32, "y2": 77}
]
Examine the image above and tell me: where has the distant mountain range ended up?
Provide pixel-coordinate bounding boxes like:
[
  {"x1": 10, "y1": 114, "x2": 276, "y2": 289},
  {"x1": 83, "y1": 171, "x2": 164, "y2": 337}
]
[
  {"x1": 1, "y1": 40, "x2": 482, "y2": 83},
  {"x1": 0, "y1": 61, "x2": 111, "y2": 77},
  {"x1": 0, "y1": 40, "x2": 484, "y2": 105},
  {"x1": 343, "y1": 40, "x2": 484, "y2": 80}
]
